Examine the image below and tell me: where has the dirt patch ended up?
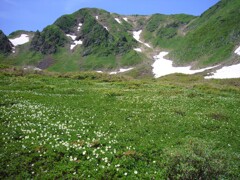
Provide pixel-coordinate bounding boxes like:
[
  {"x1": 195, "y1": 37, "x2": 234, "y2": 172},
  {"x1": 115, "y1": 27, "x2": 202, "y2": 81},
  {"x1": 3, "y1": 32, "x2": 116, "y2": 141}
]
[{"x1": 37, "y1": 56, "x2": 54, "y2": 69}]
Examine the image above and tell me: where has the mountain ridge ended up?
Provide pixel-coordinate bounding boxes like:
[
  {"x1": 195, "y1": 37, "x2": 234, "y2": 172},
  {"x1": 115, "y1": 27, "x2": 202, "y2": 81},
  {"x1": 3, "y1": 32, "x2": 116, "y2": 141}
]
[{"x1": 0, "y1": 0, "x2": 240, "y2": 78}]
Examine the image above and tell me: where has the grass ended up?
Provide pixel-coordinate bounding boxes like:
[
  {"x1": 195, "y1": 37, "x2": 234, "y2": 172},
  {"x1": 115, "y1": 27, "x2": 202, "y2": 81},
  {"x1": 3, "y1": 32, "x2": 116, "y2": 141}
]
[
  {"x1": 0, "y1": 45, "x2": 44, "y2": 66},
  {"x1": 0, "y1": 69, "x2": 240, "y2": 179},
  {"x1": 170, "y1": 0, "x2": 240, "y2": 66}
]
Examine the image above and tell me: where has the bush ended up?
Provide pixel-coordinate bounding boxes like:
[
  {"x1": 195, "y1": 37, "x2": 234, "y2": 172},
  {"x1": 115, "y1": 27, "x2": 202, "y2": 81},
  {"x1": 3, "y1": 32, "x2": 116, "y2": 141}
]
[
  {"x1": 30, "y1": 25, "x2": 67, "y2": 54},
  {"x1": 162, "y1": 138, "x2": 235, "y2": 179}
]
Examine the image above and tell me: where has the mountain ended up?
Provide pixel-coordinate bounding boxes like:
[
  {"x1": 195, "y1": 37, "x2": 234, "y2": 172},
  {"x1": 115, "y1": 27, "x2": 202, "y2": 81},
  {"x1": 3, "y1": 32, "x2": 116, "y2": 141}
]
[
  {"x1": 0, "y1": 0, "x2": 240, "y2": 78},
  {"x1": 1, "y1": 8, "x2": 148, "y2": 72},
  {"x1": 0, "y1": 30, "x2": 13, "y2": 54},
  {"x1": 168, "y1": 0, "x2": 240, "y2": 67},
  {"x1": 142, "y1": 14, "x2": 196, "y2": 49}
]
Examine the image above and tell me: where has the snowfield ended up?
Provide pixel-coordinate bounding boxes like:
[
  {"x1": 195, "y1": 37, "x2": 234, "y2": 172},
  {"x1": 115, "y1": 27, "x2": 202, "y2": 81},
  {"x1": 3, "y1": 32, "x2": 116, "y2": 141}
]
[
  {"x1": 152, "y1": 52, "x2": 217, "y2": 78},
  {"x1": 104, "y1": 26, "x2": 109, "y2": 31},
  {"x1": 66, "y1": 34, "x2": 77, "y2": 40},
  {"x1": 205, "y1": 63, "x2": 240, "y2": 79},
  {"x1": 134, "y1": 48, "x2": 142, "y2": 52},
  {"x1": 119, "y1": 68, "x2": 133, "y2": 73},
  {"x1": 115, "y1": 18, "x2": 121, "y2": 24},
  {"x1": 70, "y1": 40, "x2": 83, "y2": 50},
  {"x1": 67, "y1": 23, "x2": 83, "y2": 50},
  {"x1": 109, "y1": 67, "x2": 134, "y2": 75},
  {"x1": 77, "y1": 23, "x2": 83, "y2": 31},
  {"x1": 67, "y1": 34, "x2": 83, "y2": 50},
  {"x1": 123, "y1": 17, "x2": 128, "y2": 22},
  {"x1": 133, "y1": 30, "x2": 142, "y2": 42},
  {"x1": 234, "y1": 45, "x2": 240, "y2": 55},
  {"x1": 9, "y1": 34, "x2": 29, "y2": 46},
  {"x1": 144, "y1": 43, "x2": 151, "y2": 48},
  {"x1": 133, "y1": 30, "x2": 151, "y2": 48}
]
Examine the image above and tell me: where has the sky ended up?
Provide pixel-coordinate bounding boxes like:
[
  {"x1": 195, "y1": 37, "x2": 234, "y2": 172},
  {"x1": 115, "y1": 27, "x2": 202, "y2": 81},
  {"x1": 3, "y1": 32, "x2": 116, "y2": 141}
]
[{"x1": 0, "y1": 0, "x2": 219, "y2": 35}]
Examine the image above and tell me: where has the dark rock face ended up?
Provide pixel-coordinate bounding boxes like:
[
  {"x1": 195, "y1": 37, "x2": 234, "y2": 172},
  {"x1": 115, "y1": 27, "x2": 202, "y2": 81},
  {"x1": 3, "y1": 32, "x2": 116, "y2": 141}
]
[{"x1": 0, "y1": 30, "x2": 13, "y2": 54}]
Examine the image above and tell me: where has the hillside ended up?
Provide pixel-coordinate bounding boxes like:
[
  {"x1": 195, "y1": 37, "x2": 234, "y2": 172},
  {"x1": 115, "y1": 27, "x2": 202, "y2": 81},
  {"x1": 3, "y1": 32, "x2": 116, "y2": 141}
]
[
  {"x1": 0, "y1": 30, "x2": 13, "y2": 54},
  {"x1": 1, "y1": 2, "x2": 240, "y2": 178},
  {"x1": 169, "y1": 0, "x2": 240, "y2": 66},
  {"x1": 0, "y1": 0, "x2": 240, "y2": 78},
  {"x1": 142, "y1": 13, "x2": 196, "y2": 49},
  {"x1": 0, "y1": 8, "x2": 148, "y2": 73}
]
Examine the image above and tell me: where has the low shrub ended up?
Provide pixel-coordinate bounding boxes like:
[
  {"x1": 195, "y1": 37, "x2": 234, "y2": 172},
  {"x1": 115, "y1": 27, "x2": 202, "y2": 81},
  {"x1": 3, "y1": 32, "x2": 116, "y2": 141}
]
[{"x1": 162, "y1": 138, "x2": 235, "y2": 179}]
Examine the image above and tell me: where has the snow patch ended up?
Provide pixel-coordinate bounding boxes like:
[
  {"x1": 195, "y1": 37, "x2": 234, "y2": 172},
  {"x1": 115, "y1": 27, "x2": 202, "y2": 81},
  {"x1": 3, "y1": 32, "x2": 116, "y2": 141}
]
[
  {"x1": 115, "y1": 18, "x2": 122, "y2": 24},
  {"x1": 123, "y1": 17, "x2": 128, "y2": 22},
  {"x1": 77, "y1": 23, "x2": 83, "y2": 31},
  {"x1": 133, "y1": 30, "x2": 151, "y2": 48},
  {"x1": 110, "y1": 67, "x2": 134, "y2": 74},
  {"x1": 234, "y1": 46, "x2": 240, "y2": 55},
  {"x1": 96, "y1": 71, "x2": 103, "y2": 73},
  {"x1": 205, "y1": 64, "x2": 240, "y2": 79},
  {"x1": 67, "y1": 24, "x2": 83, "y2": 50},
  {"x1": 96, "y1": 16, "x2": 99, "y2": 20},
  {"x1": 133, "y1": 30, "x2": 142, "y2": 42},
  {"x1": 70, "y1": 40, "x2": 83, "y2": 50},
  {"x1": 134, "y1": 48, "x2": 142, "y2": 52},
  {"x1": 12, "y1": 47, "x2": 16, "y2": 53},
  {"x1": 9, "y1": 34, "x2": 29, "y2": 46},
  {"x1": 109, "y1": 71, "x2": 118, "y2": 75},
  {"x1": 152, "y1": 52, "x2": 217, "y2": 78},
  {"x1": 66, "y1": 34, "x2": 77, "y2": 40},
  {"x1": 23, "y1": 66, "x2": 42, "y2": 71},
  {"x1": 144, "y1": 43, "x2": 151, "y2": 48},
  {"x1": 119, "y1": 68, "x2": 133, "y2": 73},
  {"x1": 104, "y1": 26, "x2": 109, "y2": 31}
]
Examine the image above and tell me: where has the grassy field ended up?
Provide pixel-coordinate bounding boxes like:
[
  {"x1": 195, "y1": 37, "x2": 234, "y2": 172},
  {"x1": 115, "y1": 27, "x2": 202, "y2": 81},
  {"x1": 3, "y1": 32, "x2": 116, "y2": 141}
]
[{"x1": 0, "y1": 69, "x2": 240, "y2": 179}]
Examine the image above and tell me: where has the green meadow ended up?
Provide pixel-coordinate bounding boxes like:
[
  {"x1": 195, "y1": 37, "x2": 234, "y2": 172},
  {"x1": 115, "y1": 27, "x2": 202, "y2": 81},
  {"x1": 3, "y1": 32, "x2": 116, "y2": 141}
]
[{"x1": 0, "y1": 69, "x2": 240, "y2": 179}]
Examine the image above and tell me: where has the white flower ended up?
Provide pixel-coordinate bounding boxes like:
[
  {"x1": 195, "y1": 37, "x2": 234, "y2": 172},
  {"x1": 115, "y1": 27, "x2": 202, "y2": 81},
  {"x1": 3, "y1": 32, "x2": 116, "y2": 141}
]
[
  {"x1": 83, "y1": 151, "x2": 86, "y2": 155},
  {"x1": 124, "y1": 172, "x2": 127, "y2": 176},
  {"x1": 134, "y1": 170, "x2": 138, "y2": 174}
]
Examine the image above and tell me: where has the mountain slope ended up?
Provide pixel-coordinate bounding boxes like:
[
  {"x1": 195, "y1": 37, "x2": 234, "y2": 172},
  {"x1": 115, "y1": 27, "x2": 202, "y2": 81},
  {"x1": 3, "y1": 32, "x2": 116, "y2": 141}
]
[
  {"x1": 142, "y1": 14, "x2": 196, "y2": 49},
  {"x1": 0, "y1": 30, "x2": 13, "y2": 54},
  {"x1": 27, "y1": 8, "x2": 147, "y2": 71},
  {"x1": 0, "y1": 8, "x2": 148, "y2": 72},
  {"x1": 0, "y1": 2, "x2": 240, "y2": 77},
  {"x1": 169, "y1": 0, "x2": 240, "y2": 66}
]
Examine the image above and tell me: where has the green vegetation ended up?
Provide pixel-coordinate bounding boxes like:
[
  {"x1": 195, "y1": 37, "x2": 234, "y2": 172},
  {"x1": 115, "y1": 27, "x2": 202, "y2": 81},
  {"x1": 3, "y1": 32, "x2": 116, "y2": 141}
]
[
  {"x1": 54, "y1": 14, "x2": 77, "y2": 34},
  {"x1": 81, "y1": 55, "x2": 116, "y2": 70},
  {"x1": 1, "y1": 2, "x2": 240, "y2": 71},
  {"x1": 30, "y1": 25, "x2": 68, "y2": 54},
  {"x1": 170, "y1": 0, "x2": 240, "y2": 66},
  {"x1": 0, "y1": 69, "x2": 239, "y2": 179},
  {"x1": 0, "y1": 30, "x2": 13, "y2": 54},
  {"x1": 77, "y1": 9, "x2": 137, "y2": 56},
  {"x1": 120, "y1": 50, "x2": 144, "y2": 67},
  {"x1": 143, "y1": 14, "x2": 195, "y2": 48},
  {"x1": 8, "y1": 30, "x2": 34, "y2": 39}
]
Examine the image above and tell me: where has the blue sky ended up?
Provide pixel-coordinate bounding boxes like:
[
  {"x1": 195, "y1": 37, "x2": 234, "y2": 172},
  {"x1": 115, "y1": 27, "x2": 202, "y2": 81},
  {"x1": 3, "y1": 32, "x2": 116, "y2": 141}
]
[{"x1": 1, "y1": 0, "x2": 219, "y2": 35}]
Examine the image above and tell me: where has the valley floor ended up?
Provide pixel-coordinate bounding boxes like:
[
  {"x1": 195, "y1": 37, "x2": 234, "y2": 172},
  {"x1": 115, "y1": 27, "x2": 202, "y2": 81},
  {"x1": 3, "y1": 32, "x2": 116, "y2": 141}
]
[{"x1": 0, "y1": 70, "x2": 240, "y2": 179}]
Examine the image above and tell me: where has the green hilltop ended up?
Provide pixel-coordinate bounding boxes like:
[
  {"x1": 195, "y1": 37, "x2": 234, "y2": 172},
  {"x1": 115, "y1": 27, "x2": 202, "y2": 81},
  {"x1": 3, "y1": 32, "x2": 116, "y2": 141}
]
[{"x1": 0, "y1": 0, "x2": 240, "y2": 74}]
